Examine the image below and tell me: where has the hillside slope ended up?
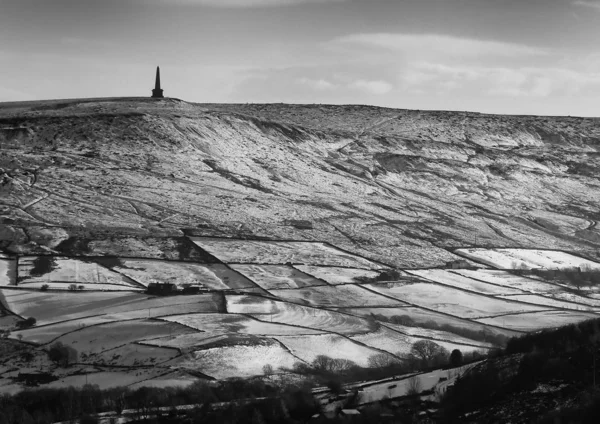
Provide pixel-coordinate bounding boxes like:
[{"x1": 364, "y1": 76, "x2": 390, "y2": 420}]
[
  {"x1": 1, "y1": 98, "x2": 599, "y2": 266},
  {"x1": 1, "y1": 98, "x2": 600, "y2": 392}
]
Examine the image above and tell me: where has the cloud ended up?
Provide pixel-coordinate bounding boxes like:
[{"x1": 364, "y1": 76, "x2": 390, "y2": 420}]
[
  {"x1": 331, "y1": 33, "x2": 547, "y2": 59},
  {"x1": 157, "y1": 0, "x2": 348, "y2": 7},
  {"x1": 573, "y1": 1, "x2": 600, "y2": 10},
  {"x1": 296, "y1": 77, "x2": 337, "y2": 90},
  {"x1": 297, "y1": 75, "x2": 393, "y2": 95},
  {"x1": 399, "y1": 62, "x2": 600, "y2": 98},
  {"x1": 349, "y1": 79, "x2": 393, "y2": 95}
]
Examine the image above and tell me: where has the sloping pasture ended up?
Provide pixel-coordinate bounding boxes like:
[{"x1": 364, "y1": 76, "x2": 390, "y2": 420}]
[
  {"x1": 189, "y1": 238, "x2": 385, "y2": 269},
  {"x1": 229, "y1": 264, "x2": 324, "y2": 289},
  {"x1": 362, "y1": 282, "x2": 548, "y2": 319}
]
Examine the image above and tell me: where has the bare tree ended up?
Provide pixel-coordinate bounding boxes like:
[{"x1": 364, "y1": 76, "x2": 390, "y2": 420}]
[
  {"x1": 406, "y1": 375, "x2": 422, "y2": 396},
  {"x1": 368, "y1": 353, "x2": 401, "y2": 368},
  {"x1": 262, "y1": 364, "x2": 274, "y2": 376},
  {"x1": 410, "y1": 340, "x2": 448, "y2": 367}
]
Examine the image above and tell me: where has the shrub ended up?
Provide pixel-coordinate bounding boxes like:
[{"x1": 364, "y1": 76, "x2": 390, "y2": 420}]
[
  {"x1": 450, "y1": 349, "x2": 463, "y2": 367},
  {"x1": 326, "y1": 379, "x2": 343, "y2": 394},
  {"x1": 47, "y1": 342, "x2": 78, "y2": 367},
  {"x1": 80, "y1": 415, "x2": 98, "y2": 424},
  {"x1": 16, "y1": 317, "x2": 36, "y2": 329},
  {"x1": 40, "y1": 284, "x2": 49, "y2": 292}
]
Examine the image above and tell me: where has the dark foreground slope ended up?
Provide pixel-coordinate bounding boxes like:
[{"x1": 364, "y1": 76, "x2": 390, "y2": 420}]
[{"x1": 1, "y1": 98, "x2": 600, "y2": 265}]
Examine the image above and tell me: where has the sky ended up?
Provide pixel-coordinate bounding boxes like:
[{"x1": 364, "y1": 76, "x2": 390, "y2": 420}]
[{"x1": 1, "y1": 0, "x2": 600, "y2": 116}]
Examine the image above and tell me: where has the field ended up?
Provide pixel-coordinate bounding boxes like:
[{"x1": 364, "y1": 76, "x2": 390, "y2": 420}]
[
  {"x1": 362, "y1": 282, "x2": 548, "y2": 319},
  {"x1": 160, "y1": 313, "x2": 325, "y2": 336},
  {"x1": 293, "y1": 265, "x2": 382, "y2": 285},
  {"x1": 337, "y1": 306, "x2": 520, "y2": 337},
  {"x1": 0, "y1": 288, "x2": 222, "y2": 324},
  {"x1": 46, "y1": 368, "x2": 173, "y2": 391},
  {"x1": 18, "y1": 257, "x2": 139, "y2": 288},
  {"x1": 455, "y1": 248, "x2": 600, "y2": 270},
  {"x1": 451, "y1": 269, "x2": 564, "y2": 294},
  {"x1": 2, "y1": 240, "x2": 600, "y2": 392},
  {"x1": 407, "y1": 269, "x2": 524, "y2": 295},
  {"x1": 269, "y1": 285, "x2": 406, "y2": 308},
  {"x1": 189, "y1": 238, "x2": 386, "y2": 269},
  {"x1": 382, "y1": 323, "x2": 494, "y2": 348},
  {"x1": 229, "y1": 264, "x2": 325, "y2": 289},
  {"x1": 226, "y1": 294, "x2": 374, "y2": 335},
  {"x1": 273, "y1": 334, "x2": 387, "y2": 367},
  {"x1": 475, "y1": 310, "x2": 600, "y2": 331},
  {"x1": 87, "y1": 343, "x2": 180, "y2": 367},
  {"x1": 48, "y1": 320, "x2": 192, "y2": 352},
  {"x1": 112, "y1": 260, "x2": 255, "y2": 290},
  {"x1": 496, "y1": 294, "x2": 600, "y2": 312},
  {"x1": 68, "y1": 237, "x2": 216, "y2": 263},
  {"x1": 351, "y1": 326, "x2": 490, "y2": 358},
  {"x1": 16, "y1": 282, "x2": 142, "y2": 291},
  {"x1": 175, "y1": 340, "x2": 298, "y2": 379}
]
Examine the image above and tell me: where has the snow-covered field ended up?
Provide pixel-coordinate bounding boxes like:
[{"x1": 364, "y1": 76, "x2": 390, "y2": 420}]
[
  {"x1": 451, "y1": 269, "x2": 563, "y2": 294},
  {"x1": 383, "y1": 323, "x2": 494, "y2": 348},
  {"x1": 114, "y1": 260, "x2": 255, "y2": 290},
  {"x1": 363, "y1": 282, "x2": 547, "y2": 318},
  {"x1": 407, "y1": 269, "x2": 524, "y2": 295},
  {"x1": 551, "y1": 292, "x2": 600, "y2": 307},
  {"x1": 455, "y1": 248, "x2": 600, "y2": 270},
  {"x1": 275, "y1": 333, "x2": 386, "y2": 367},
  {"x1": 294, "y1": 265, "x2": 382, "y2": 285},
  {"x1": 189, "y1": 238, "x2": 386, "y2": 269},
  {"x1": 351, "y1": 326, "x2": 489, "y2": 357},
  {"x1": 18, "y1": 257, "x2": 139, "y2": 288},
  {"x1": 269, "y1": 285, "x2": 405, "y2": 308},
  {"x1": 497, "y1": 294, "x2": 600, "y2": 312},
  {"x1": 229, "y1": 264, "x2": 324, "y2": 289},
  {"x1": 161, "y1": 313, "x2": 325, "y2": 336},
  {"x1": 348, "y1": 326, "x2": 414, "y2": 356},
  {"x1": 475, "y1": 310, "x2": 600, "y2": 331},
  {"x1": 339, "y1": 306, "x2": 521, "y2": 337},
  {"x1": 0, "y1": 288, "x2": 221, "y2": 324},
  {"x1": 226, "y1": 295, "x2": 374, "y2": 334},
  {"x1": 177, "y1": 341, "x2": 298, "y2": 378}
]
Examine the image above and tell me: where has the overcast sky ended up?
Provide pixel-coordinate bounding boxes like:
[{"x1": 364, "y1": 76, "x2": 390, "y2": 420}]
[{"x1": 1, "y1": 0, "x2": 600, "y2": 116}]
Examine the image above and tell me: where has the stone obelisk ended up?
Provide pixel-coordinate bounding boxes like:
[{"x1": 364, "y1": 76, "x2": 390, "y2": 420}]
[{"x1": 151, "y1": 66, "x2": 164, "y2": 98}]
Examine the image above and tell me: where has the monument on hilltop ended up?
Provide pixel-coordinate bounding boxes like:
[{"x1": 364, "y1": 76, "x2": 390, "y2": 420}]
[{"x1": 151, "y1": 66, "x2": 164, "y2": 98}]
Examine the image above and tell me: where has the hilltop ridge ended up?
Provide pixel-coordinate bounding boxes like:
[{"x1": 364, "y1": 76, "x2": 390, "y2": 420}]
[{"x1": 1, "y1": 98, "x2": 599, "y2": 266}]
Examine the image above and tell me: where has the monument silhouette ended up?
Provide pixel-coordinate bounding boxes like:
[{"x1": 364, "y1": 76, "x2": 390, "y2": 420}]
[{"x1": 151, "y1": 66, "x2": 164, "y2": 98}]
